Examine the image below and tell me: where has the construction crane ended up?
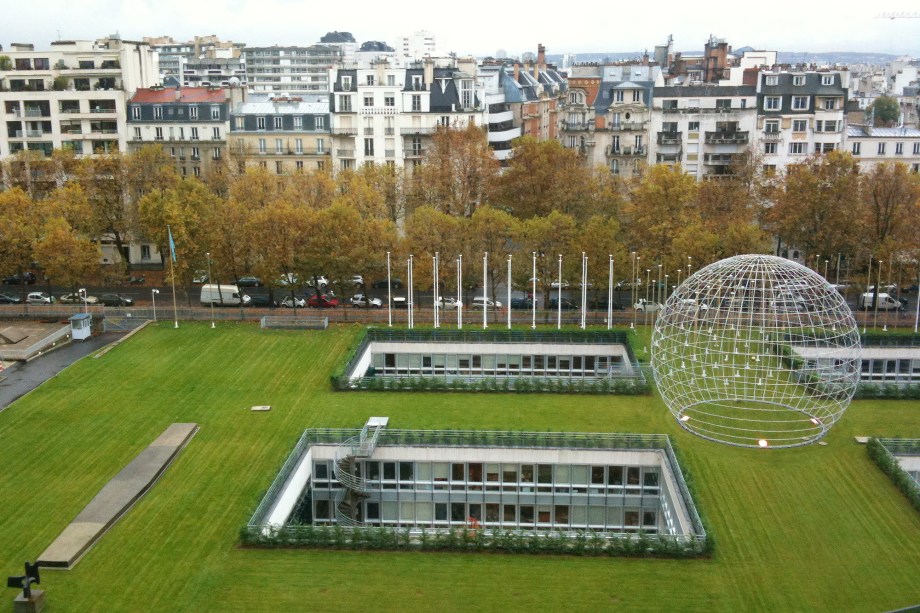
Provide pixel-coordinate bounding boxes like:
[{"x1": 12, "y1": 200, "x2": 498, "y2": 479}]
[{"x1": 876, "y1": 12, "x2": 920, "y2": 19}]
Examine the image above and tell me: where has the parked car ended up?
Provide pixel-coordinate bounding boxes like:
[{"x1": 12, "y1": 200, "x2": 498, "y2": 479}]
[
  {"x1": 471, "y1": 296, "x2": 502, "y2": 309},
  {"x1": 438, "y1": 297, "x2": 463, "y2": 310},
  {"x1": 391, "y1": 295, "x2": 407, "y2": 309},
  {"x1": 589, "y1": 298, "x2": 625, "y2": 311},
  {"x1": 634, "y1": 298, "x2": 662, "y2": 312},
  {"x1": 60, "y1": 292, "x2": 99, "y2": 305},
  {"x1": 26, "y1": 292, "x2": 54, "y2": 305},
  {"x1": 280, "y1": 296, "x2": 306, "y2": 308},
  {"x1": 192, "y1": 270, "x2": 209, "y2": 284},
  {"x1": 305, "y1": 275, "x2": 329, "y2": 289},
  {"x1": 307, "y1": 294, "x2": 339, "y2": 308},
  {"x1": 548, "y1": 298, "x2": 578, "y2": 310},
  {"x1": 0, "y1": 293, "x2": 22, "y2": 304},
  {"x1": 350, "y1": 294, "x2": 382, "y2": 308},
  {"x1": 236, "y1": 276, "x2": 264, "y2": 288},
  {"x1": 99, "y1": 294, "x2": 134, "y2": 307},
  {"x1": 550, "y1": 280, "x2": 570, "y2": 289},
  {"x1": 248, "y1": 294, "x2": 277, "y2": 308},
  {"x1": 510, "y1": 297, "x2": 534, "y2": 310},
  {"x1": 372, "y1": 278, "x2": 404, "y2": 289},
  {"x1": 3, "y1": 272, "x2": 36, "y2": 285},
  {"x1": 350, "y1": 275, "x2": 364, "y2": 286}
]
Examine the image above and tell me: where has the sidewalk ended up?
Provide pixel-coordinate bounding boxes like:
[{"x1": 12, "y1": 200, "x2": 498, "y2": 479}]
[{"x1": 0, "y1": 332, "x2": 121, "y2": 412}]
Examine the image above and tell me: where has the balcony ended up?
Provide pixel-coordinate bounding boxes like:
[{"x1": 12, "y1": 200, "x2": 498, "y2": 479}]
[
  {"x1": 384, "y1": 127, "x2": 395, "y2": 135},
  {"x1": 561, "y1": 120, "x2": 590, "y2": 131},
  {"x1": 704, "y1": 153, "x2": 736, "y2": 165},
  {"x1": 24, "y1": 109, "x2": 48, "y2": 117},
  {"x1": 762, "y1": 132, "x2": 782, "y2": 141},
  {"x1": 89, "y1": 107, "x2": 116, "y2": 114},
  {"x1": 608, "y1": 121, "x2": 646, "y2": 132},
  {"x1": 657, "y1": 132, "x2": 682, "y2": 145},
  {"x1": 404, "y1": 149, "x2": 425, "y2": 158},
  {"x1": 704, "y1": 131, "x2": 749, "y2": 145},
  {"x1": 385, "y1": 149, "x2": 395, "y2": 158},
  {"x1": 333, "y1": 127, "x2": 358, "y2": 136},
  {"x1": 364, "y1": 128, "x2": 374, "y2": 135},
  {"x1": 404, "y1": 126, "x2": 437, "y2": 135},
  {"x1": 336, "y1": 149, "x2": 355, "y2": 157},
  {"x1": 656, "y1": 153, "x2": 681, "y2": 163}
]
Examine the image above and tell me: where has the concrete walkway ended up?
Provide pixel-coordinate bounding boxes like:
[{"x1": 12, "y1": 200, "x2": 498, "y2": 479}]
[
  {"x1": 37, "y1": 423, "x2": 198, "y2": 569},
  {"x1": 0, "y1": 332, "x2": 121, "y2": 412}
]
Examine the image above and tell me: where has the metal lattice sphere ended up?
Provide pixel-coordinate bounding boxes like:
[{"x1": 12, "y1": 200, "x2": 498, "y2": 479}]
[{"x1": 651, "y1": 254, "x2": 861, "y2": 448}]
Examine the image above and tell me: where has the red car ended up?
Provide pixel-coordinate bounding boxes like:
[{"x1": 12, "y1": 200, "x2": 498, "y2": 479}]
[{"x1": 307, "y1": 294, "x2": 339, "y2": 308}]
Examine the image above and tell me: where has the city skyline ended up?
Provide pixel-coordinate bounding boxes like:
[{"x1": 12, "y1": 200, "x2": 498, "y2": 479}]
[{"x1": 2, "y1": 0, "x2": 919, "y2": 59}]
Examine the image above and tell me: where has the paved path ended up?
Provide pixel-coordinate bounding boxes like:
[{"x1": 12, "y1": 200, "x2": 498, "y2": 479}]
[
  {"x1": 0, "y1": 333, "x2": 121, "y2": 411},
  {"x1": 37, "y1": 423, "x2": 198, "y2": 569}
]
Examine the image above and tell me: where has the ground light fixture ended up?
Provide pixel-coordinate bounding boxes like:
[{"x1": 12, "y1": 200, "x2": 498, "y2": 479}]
[{"x1": 650, "y1": 254, "x2": 861, "y2": 449}]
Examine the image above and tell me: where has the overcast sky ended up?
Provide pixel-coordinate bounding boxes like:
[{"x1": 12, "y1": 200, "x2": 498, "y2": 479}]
[{"x1": 4, "y1": 0, "x2": 920, "y2": 58}]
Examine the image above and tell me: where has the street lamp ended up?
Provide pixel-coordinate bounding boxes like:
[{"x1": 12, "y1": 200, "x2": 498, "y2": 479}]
[
  {"x1": 206, "y1": 252, "x2": 215, "y2": 329},
  {"x1": 507, "y1": 254, "x2": 512, "y2": 330},
  {"x1": 78, "y1": 288, "x2": 87, "y2": 314},
  {"x1": 557, "y1": 254, "x2": 563, "y2": 330},
  {"x1": 151, "y1": 289, "x2": 160, "y2": 323},
  {"x1": 531, "y1": 252, "x2": 537, "y2": 330}
]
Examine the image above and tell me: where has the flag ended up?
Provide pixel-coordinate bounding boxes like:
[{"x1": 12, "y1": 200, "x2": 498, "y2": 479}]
[{"x1": 167, "y1": 225, "x2": 177, "y2": 263}]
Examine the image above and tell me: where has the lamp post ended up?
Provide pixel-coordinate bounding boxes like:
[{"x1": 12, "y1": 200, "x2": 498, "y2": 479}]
[
  {"x1": 645, "y1": 268, "x2": 651, "y2": 327},
  {"x1": 580, "y1": 252, "x2": 587, "y2": 330},
  {"x1": 687, "y1": 255, "x2": 692, "y2": 277},
  {"x1": 407, "y1": 255, "x2": 413, "y2": 329},
  {"x1": 824, "y1": 259, "x2": 829, "y2": 280},
  {"x1": 206, "y1": 252, "x2": 215, "y2": 328},
  {"x1": 483, "y1": 251, "x2": 488, "y2": 329},
  {"x1": 151, "y1": 289, "x2": 160, "y2": 322},
  {"x1": 632, "y1": 254, "x2": 640, "y2": 329},
  {"x1": 457, "y1": 254, "x2": 463, "y2": 330},
  {"x1": 556, "y1": 254, "x2": 563, "y2": 330},
  {"x1": 78, "y1": 288, "x2": 87, "y2": 314},
  {"x1": 507, "y1": 254, "x2": 512, "y2": 330},
  {"x1": 864, "y1": 256, "x2": 873, "y2": 334},
  {"x1": 433, "y1": 252, "x2": 439, "y2": 329},
  {"x1": 386, "y1": 251, "x2": 392, "y2": 327},
  {"x1": 531, "y1": 252, "x2": 537, "y2": 330},
  {"x1": 875, "y1": 259, "x2": 883, "y2": 331},
  {"x1": 607, "y1": 255, "x2": 614, "y2": 331}
]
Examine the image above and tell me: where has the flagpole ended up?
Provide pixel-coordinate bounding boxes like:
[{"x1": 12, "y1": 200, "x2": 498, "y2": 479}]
[{"x1": 168, "y1": 224, "x2": 179, "y2": 328}]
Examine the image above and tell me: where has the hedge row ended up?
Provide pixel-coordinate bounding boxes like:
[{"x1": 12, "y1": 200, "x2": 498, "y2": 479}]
[
  {"x1": 240, "y1": 524, "x2": 707, "y2": 558},
  {"x1": 866, "y1": 438, "x2": 920, "y2": 514},
  {"x1": 855, "y1": 383, "x2": 920, "y2": 400},
  {"x1": 330, "y1": 374, "x2": 649, "y2": 395}
]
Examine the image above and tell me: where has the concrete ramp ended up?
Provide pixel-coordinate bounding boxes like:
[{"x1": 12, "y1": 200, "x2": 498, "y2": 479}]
[{"x1": 38, "y1": 423, "x2": 198, "y2": 569}]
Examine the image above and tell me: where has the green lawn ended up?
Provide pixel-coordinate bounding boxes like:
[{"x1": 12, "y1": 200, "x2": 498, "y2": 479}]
[{"x1": 1, "y1": 322, "x2": 919, "y2": 612}]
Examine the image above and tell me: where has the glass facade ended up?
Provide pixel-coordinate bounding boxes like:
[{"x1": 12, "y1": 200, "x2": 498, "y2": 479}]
[{"x1": 371, "y1": 349, "x2": 626, "y2": 379}]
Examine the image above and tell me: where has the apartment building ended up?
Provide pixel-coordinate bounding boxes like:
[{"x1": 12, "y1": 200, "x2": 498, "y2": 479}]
[
  {"x1": 846, "y1": 125, "x2": 920, "y2": 172},
  {"x1": 756, "y1": 69, "x2": 849, "y2": 173},
  {"x1": 244, "y1": 45, "x2": 342, "y2": 93},
  {"x1": 328, "y1": 57, "x2": 485, "y2": 171},
  {"x1": 393, "y1": 31, "x2": 437, "y2": 65},
  {"x1": 127, "y1": 86, "x2": 231, "y2": 178},
  {"x1": 147, "y1": 35, "x2": 246, "y2": 88},
  {"x1": 230, "y1": 92, "x2": 330, "y2": 174},
  {"x1": 648, "y1": 85, "x2": 757, "y2": 178},
  {"x1": 0, "y1": 38, "x2": 158, "y2": 159}
]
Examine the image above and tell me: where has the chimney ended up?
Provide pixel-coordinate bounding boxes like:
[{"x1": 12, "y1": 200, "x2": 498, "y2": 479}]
[
  {"x1": 514, "y1": 62, "x2": 520, "y2": 82},
  {"x1": 423, "y1": 57, "x2": 435, "y2": 87},
  {"x1": 537, "y1": 44, "x2": 546, "y2": 69},
  {"x1": 174, "y1": 87, "x2": 181, "y2": 102}
]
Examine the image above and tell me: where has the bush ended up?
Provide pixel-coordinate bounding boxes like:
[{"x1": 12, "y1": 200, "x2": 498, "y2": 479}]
[{"x1": 867, "y1": 438, "x2": 920, "y2": 514}]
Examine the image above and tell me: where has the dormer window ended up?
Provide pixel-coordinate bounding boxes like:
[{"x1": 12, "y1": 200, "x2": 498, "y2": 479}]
[
  {"x1": 765, "y1": 75, "x2": 778, "y2": 86},
  {"x1": 412, "y1": 75, "x2": 423, "y2": 90},
  {"x1": 341, "y1": 75, "x2": 352, "y2": 91},
  {"x1": 793, "y1": 75, "x2": 805, "y2": 86}
]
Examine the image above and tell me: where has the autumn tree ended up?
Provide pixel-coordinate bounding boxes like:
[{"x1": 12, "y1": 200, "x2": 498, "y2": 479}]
[
  {"x1": 73, "y1": 153, "x2": 134, "y2": 272},
  {"x1": 494, "y1": 137, "x2": 606, "y2": 220},
  {"x1": 465, "y1": 205, "x2": 520, "y2": 297},
  {"x1": 0, "y1": 188, "x2": 42, "y2": 298},
  {"x1": 571, "y1": 214, "x2": 628, "y2": 301},
  {"x1": 623, "y1": 164, "x2": 700, "y2": 270},
  {"x1": 248, "y1": 198, "x2": 309, "y2": 303},
  {"x1": 407, "y1": 124, "x2": 499, "y2": 217},
  {"x1": 517, "y1": 211, "x2": 578, "y2": 304},
  {"x1": 32, "y1": 216, "x2": 101, "y2": 294},
  {"x1": 859, "y1": 162, "x2": 920, "y2": 256},
  {"x1": 764, "y1": 151, "x2": 861, "y2": 265},
  {"x1": 403, "y1": 207, "x2": 466, "y2": 293},
  {"x1": 282, "y1": 166, "x2": 337, "y2": 211}
]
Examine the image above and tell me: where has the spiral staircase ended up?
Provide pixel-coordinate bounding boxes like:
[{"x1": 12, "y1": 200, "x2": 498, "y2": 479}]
[{"x1": 332, "y1": 417, "x2": 387, "y2": 526}]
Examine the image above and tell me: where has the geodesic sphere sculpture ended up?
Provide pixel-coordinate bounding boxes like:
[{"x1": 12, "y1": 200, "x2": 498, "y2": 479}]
[{"x1": 651, "y1": 254, "x2": 861, "y2": 448}]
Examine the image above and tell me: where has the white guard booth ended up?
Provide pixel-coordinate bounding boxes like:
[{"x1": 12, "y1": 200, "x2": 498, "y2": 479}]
[{"x1": 69, "y1": 313, "x2": 92, "y2": 341}]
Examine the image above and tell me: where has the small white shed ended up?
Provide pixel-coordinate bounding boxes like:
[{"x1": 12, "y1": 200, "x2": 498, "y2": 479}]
[{"x1": 69, "y1": 313, "x2": 92, "y2": 341}]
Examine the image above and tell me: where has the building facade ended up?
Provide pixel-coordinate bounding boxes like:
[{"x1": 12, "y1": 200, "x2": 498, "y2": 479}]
[
  {"x1": 126, "y1": 86, "x2": 231, "y2": 178},
  {"x1": 846, "y1": 125, "x2": 920, "y2": 172},
  {"x1": 230, "y1": 92, "x2": 330, "y2": 174},
  {"x1": 244, "y1": 45, "x2": 342, "y2": 93},
  {"x1": 0, "y1": 38, "x2": 159, "y2": 159}
]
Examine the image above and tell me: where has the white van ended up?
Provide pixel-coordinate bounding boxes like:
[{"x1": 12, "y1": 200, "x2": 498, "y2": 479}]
[
  {"x1": 200, "y1": 284, "x2": 251, "y2": 307},
  {"x1": 858, "y1": 292, "x2": 903, "y2": 311}
]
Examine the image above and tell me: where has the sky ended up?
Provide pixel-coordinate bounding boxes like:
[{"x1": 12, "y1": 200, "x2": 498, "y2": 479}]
[{"x1": 3, "y1": 0, "x2": 920, "y2": 58}]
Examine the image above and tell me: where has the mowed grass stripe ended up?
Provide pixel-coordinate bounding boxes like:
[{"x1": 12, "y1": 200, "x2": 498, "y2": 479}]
[{"x1": 0, "y1": 323, "x2": 919, "y2": 612}]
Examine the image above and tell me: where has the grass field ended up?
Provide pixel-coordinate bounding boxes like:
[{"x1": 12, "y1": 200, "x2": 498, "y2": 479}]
[{"x1": 1, "y1": 322, "x2": 919, "y2": 612}]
